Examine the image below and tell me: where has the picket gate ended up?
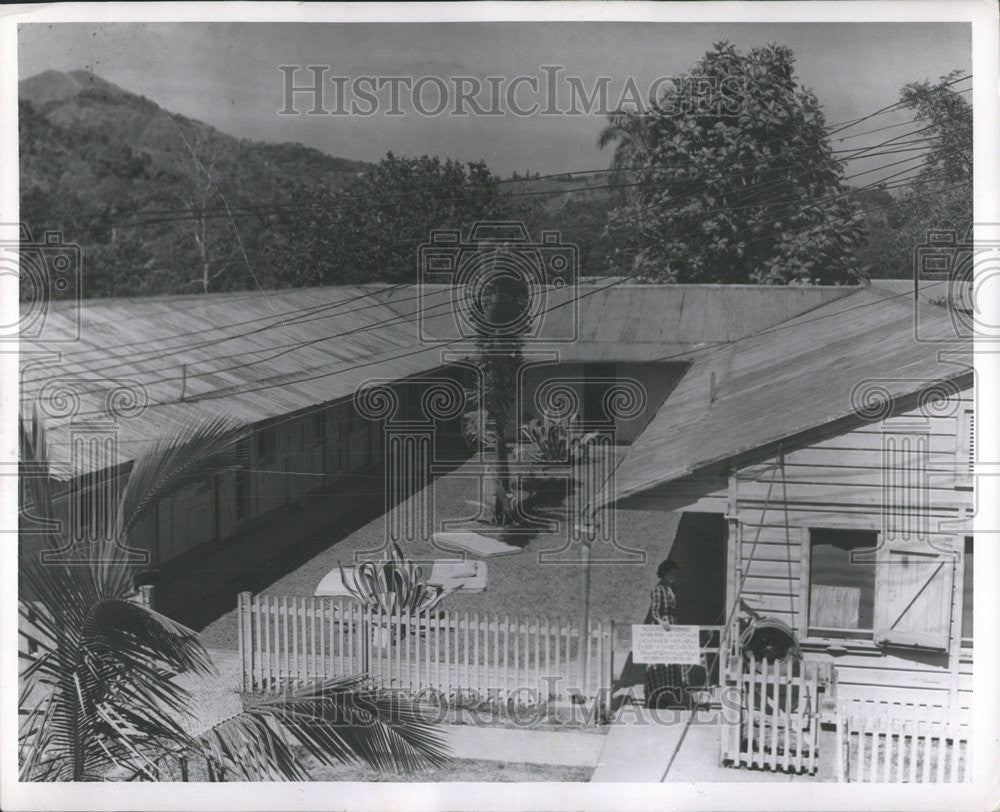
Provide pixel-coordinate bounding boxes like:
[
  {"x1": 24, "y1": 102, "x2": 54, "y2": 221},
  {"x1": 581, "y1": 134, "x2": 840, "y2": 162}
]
[{"x1": 719, "y1": 653, "x2": 829, "y2": 774}]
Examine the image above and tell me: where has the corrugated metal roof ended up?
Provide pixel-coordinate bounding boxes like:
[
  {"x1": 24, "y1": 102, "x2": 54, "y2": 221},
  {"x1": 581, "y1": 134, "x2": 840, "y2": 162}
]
[
  {"x1": 21, "y1": 285, "x2": 447, "y2": 478},
  {"x1": 869, "y1": 277, "x2": 971, "y2": 308},
  {"x1": 601, "y1": 286, "x2": 973, "y2": 504},
  {"x1": 393, "y1": 282, "x2": 852, "y2": 350},
  {"x1": 20, "y1": 282, "x2": 857, "y2": 478}
]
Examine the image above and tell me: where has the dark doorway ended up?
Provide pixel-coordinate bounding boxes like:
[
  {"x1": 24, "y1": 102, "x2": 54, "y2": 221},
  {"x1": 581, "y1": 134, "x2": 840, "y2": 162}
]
[
  {"x1": 614, "y1": 510, "x2": 729, "y2": 695},
  {"x1": 670, "y1": 511, "x2": 728, "y2": 626},
  {"x1": 583, "y1": 363, "x2": 616, "y2": 425},
  {"x1": 671, "y1": 511, "x2": 728, "y2": 689}
]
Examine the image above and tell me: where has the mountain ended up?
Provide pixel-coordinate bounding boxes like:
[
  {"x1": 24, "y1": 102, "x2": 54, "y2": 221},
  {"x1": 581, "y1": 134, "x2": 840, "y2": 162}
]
[
  {"x1": 20, "y1": 70, "x2": 369, "y2": 297},
  {"x1": 19, "y1": 69, "x2": 620, "y2": 298}
]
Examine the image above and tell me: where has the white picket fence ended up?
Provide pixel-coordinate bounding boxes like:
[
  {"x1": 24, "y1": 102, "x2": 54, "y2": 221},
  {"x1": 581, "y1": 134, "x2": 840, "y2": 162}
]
[
  {"x1": 837, "y1": 699, "x2": 971, "y2": 783},
  {"x1": 237, "y1": 592, "x2": 613, "y2": 711}
]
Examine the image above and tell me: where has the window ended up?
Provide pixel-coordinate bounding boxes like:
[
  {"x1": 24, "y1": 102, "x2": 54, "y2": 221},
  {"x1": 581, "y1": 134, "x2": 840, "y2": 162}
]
[
  {"x1": 807, "y1": 528, "x2": 877, "y2": 638},
  {"x1": 961, "y1": 536, "x2": 973, "y2": 647},
  {"x1": 256, "y1": 428, "x2": 269, "y2": 460}
]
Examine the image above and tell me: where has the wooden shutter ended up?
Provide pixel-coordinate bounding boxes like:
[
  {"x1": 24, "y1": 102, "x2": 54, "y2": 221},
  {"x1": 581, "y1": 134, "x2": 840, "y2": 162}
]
[{"x1": 874, "y1": 544, "x2": 955, "y2": 650}]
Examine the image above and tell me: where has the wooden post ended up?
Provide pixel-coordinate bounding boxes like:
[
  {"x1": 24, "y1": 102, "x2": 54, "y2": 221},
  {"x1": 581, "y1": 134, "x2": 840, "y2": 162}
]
[
  {"x1": 238, "y1": 591, "x2": 253, "y2": 692},
  {"x1": 608, "y1": 620, "x2": 615, "y2": 715},
  {"x1": 579, "y1": 537, "x2": 592, "y2": 695},
  {"x1": 835, "y1": 707, "x2": 845, "y2": 782},
  {"x1": 138, "y1": 584, "x2": 154, "y2": 610}
]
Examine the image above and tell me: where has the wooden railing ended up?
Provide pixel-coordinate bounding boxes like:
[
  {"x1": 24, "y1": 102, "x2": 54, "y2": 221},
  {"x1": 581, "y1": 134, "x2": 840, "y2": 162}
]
[
  {"x1": 238, "y1": 593, "x2": 613, "y2": 714},
  {"x1": 837, "y1": 699, "x2": 971, "y2": 783}
]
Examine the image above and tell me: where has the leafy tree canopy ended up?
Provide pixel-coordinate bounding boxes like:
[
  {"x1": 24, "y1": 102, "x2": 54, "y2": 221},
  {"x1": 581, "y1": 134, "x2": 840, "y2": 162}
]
[
  {"x1": 276, "y1": 153, "x2": 537, "y2": 286},
  {"x1": 853, "y1": 71, "x2": 972, "y2": 278},
  {"x1": 600, "y1": 42, "x2": 865, "y2": 284}
]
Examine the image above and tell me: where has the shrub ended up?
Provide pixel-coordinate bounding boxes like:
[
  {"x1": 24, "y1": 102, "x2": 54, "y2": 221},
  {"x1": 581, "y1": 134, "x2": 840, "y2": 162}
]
[
  {"x1": 520, "y1": 414, "x2": 598, "y2": 463},
  {"x1": 339, "y1": 542, "x2": 455, "y2": 614}
]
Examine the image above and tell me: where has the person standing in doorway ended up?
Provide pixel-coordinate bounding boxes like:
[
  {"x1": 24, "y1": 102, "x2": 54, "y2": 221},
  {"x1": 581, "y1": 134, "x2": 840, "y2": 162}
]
[{"x1": 645, "y1": 558, "x2": 686, "y2": 709}]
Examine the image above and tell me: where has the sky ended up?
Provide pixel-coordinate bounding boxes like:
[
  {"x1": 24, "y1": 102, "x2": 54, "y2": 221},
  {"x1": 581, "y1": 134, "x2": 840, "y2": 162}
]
[{"x1": 18, "y1": 22, "x2": 971, "y2": 178}]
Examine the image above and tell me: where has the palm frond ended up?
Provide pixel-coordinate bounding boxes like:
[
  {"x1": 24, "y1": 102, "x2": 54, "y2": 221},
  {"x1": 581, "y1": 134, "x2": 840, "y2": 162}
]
[
  {"x1": 86, "y1": 599, "x2": 215, "y2": 680},
  {"x1": 19, "y1": 533, "x2": 212, "y2": 780},
  {"x1": 232, "y1": 677, "x2": 451, "y2": 777},
  {"x1": 116, "y1": 416, "x2": 249, "y2": 538},
  {"x1": 18, "y1": 404, "x2": 58, "y2": 550}
]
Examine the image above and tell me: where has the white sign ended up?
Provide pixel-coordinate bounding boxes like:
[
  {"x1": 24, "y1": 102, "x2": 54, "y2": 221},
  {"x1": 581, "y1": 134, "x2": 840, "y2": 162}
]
[{"x1": 632, "y1": 624, "x2": 701, "y2": 665}]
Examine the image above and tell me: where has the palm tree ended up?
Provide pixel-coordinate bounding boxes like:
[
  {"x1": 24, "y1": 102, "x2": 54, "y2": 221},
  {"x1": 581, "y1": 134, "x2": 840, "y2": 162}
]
[
  {"x1": 597, "y1": 108, "x2": 653, "y2": 197},
  {"x1": 461, "y1": 260, "x2": 530, "y2": 526},
  {"x1": 18, "y1": 409, "x2": 450, "y2": 780}
]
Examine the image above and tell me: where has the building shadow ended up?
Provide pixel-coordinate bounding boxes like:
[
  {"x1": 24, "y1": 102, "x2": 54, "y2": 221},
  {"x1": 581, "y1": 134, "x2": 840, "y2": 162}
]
[{"x1": 143, "y1": 436, "x2": 473, "y2": 631}]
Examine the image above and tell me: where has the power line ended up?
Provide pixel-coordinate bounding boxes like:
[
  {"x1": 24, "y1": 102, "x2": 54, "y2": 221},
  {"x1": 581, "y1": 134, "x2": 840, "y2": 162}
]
[
  {"x1": 26, "y1": 170, "x2": 962, "y2": 416},
  {"x1": 29, "y1": 269, "x2": 657, "y2": 420},
  {"x1": 83, "y1": 131, "x2": 953, "y2": 236},
  {"x1": 55, "y1": 158, "x2": 957, "y2": 384},
  {"x1": 823, "y1": 73, "x2": 970, "y2": 136},
  {"x1": 44, "y1": 153, "x2": 962, "y2": 389},
  {"x1": 21, "y1": 87, "x2": 971, "y2": 383},
  {"x1": 39, "y1": 87, "x2": 970, "y2": 232}
]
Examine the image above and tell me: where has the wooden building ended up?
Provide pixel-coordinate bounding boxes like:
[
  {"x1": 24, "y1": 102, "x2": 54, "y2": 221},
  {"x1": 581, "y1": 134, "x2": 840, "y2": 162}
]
[
  {"x1": 601, "y1": 283, "x2": 974, "y2": 711},
  {"x1": 20, "y1": 282, "x2": 853, "y2": 573}
]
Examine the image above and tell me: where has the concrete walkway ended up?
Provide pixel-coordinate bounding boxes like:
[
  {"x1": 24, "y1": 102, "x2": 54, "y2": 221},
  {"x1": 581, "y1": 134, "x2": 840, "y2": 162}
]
[
  {"x1": 591, "y1": 704, "x2": 823, "y2": 783},
  {"x1": 590, "y1": 706, "x2": 690, "y2": 782},
  {"x1": 442, "y1": 726, "x2": 605, "y2": 768}
]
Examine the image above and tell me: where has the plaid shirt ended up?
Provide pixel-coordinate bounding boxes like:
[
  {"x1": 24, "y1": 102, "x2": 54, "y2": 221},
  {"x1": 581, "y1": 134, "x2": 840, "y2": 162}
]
[{"x1": 649, "y1": 583, "x2": 677, "y2": 625}]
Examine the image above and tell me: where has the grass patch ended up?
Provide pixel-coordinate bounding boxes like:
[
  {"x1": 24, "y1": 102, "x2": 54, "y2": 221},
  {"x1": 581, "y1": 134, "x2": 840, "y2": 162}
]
[{"x1": 308, "y1": 757, "x2": 592, "y2": 782}]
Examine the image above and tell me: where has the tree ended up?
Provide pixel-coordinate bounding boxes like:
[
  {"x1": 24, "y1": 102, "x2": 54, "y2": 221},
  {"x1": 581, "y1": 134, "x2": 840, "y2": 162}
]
[
  {"x1": 461, "y1": 250, "x2": 531, "y2": 526},
  {"x1": 18, "y1": 410, "x2": 449, "y2": 781},
  {"x1": 599, "y1": 42, "x2": 865, "y2": 284},
  {"x1": 277, "y1": 153, "x2": 537, "y2": 285},
  {"x1": 854, "y1": 71, "x2": 972, "y2": 277}
]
